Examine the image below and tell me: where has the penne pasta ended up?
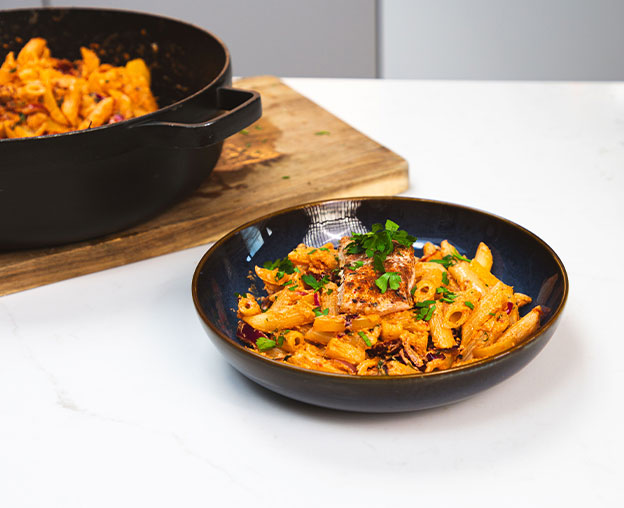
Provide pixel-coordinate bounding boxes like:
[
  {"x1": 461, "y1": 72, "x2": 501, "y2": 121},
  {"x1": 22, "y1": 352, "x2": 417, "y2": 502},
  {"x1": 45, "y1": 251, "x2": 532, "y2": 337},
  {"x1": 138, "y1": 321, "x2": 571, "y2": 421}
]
[
  {"x1": 474, "y1": 242, "x2": 493, "y2": 271},
  {"x1": 429, "y1": 306, "x2": 456, "y2": 349},
  {"x1": 235, "y1": 223, "x2": 543, "y2": 375},
  {"x1": 449, "y1": 261, "x2": 488, "y2": 295},
  {"x1": 0, "y1": 38, "x2": 157, "y2": 139},
  {"x1": 472, "y1": 307, "x2": 542, "y2": 359}
]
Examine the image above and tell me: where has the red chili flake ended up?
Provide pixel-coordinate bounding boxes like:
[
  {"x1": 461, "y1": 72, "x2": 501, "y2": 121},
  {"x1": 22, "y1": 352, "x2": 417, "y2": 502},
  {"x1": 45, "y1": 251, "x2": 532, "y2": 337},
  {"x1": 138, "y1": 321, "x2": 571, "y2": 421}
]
[
  {"x1": 313, "y1": 292, "x2": 321, "y2": 307},
  {"x1": 20, "y1": 103, "x2": 46, "y2": 114}
]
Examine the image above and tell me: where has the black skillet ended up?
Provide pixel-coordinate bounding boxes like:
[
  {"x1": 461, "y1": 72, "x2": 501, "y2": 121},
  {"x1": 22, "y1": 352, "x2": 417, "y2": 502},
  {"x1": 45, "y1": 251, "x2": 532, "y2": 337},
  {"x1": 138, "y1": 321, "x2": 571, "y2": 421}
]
[{"x1": 0, "y1": 8, "x2": 262, "y2": 249}]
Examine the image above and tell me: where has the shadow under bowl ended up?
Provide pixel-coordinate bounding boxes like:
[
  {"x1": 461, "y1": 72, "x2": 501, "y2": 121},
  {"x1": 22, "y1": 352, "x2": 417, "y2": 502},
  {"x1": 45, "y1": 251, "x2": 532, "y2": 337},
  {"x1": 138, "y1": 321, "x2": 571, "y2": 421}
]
[{"x1": 192, "y1": 197, "x2": 568, "y2": 413}]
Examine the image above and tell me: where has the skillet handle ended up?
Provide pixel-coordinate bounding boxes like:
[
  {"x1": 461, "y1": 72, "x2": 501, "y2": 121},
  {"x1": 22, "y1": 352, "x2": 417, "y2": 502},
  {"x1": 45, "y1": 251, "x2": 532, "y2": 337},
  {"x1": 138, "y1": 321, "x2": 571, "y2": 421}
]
[{"x1": 132, "y1": 87, "x2": 262, "y2": 148}]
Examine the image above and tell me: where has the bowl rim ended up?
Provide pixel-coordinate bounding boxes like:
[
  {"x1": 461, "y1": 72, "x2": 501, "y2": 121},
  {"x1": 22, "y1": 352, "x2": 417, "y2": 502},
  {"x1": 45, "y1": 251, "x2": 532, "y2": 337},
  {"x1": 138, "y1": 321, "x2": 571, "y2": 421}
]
[{"x1": 192, "y1": 195, "x2": 569, "y2": 381}]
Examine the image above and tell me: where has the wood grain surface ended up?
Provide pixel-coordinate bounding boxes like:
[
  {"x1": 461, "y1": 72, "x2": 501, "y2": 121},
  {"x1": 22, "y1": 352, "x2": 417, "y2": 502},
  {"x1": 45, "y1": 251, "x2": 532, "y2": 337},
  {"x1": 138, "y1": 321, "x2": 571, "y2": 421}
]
[{"x1": 0, "y1": 75, "x2": 408, "y2": 296}]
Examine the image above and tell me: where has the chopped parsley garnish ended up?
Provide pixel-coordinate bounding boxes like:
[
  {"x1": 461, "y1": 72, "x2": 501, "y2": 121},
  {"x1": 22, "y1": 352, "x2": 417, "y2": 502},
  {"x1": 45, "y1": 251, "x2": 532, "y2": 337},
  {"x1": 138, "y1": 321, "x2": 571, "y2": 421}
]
[
  {"x1": 464, "y1": 301, "x2": 475, "y2": 310},
  {"x1": 282, "y1": 280, "x2": 298, "y2": 291},
  {"x1": 240, "y1": 129, "x2": 249, "y2": 135},
  {"x1": 375, "y1": 271, "x2": 401, "y2": 294},
  {"x1": 315, "y1": 130, "x2": 330, "y2": 135},
  {"x1": 276, "y1": 335, "x2": 285, "y2": 347},
  {"x1": 313, "y1": 307, "x2": 329, "y2": 317},
  {"x1": 452, "y1": 250, "x2": 471, "y2": 263},
  {"x1": 436, "y1": 286, "x2": 457, "y2": 303},
  {"x1": 345, "y1": 260, "x2": 364, "y2": 271},
  {"x1": 358, "y1": 331, "x2": 372, "y2": 347},
  {"x1": 308, "y1": 249, "x2": 317, "y2": 254},
  {"x1": 263, "y1": 256, "x2": 295, "y2": 274},
  {"x1": 414, "y1": 300, "x2": 436, "y2": 321},
  {"x1": 428, "y1": 250, "x2": 471, "y2": 268},
  {"x1": 441, "y1": 271, "x2": 449, "y2": 285},
  {"x1": 302, "y1": 274, "x2": 329, "y2": 292},
  {"x1": 347, "y1": 220, "x2": 416, "y2": 260},
  {"x1": 346, "y1": 220, "x2": 417, "y2": 293},
  {"x1": 256, "y1": 336, "x2": 276, "y2": 351},
  {"x1": 282, "y1": 175, "x2": 290, "y2": 179},
  {"x1": 319, "y1": 247, "x2": 330, "y2": 251},
  {"x1": 428, "y1": 256, "x2": 454, "y2": 268}
]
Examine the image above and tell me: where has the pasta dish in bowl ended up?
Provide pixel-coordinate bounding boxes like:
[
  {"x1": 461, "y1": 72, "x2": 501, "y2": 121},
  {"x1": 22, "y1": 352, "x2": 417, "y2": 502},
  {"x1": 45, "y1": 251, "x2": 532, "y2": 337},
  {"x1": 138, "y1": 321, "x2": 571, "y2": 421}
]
[
  {"x1": 236, "y1": 222, "x2": 543, "y2": 376},
  {"x1": 192, "y1": 197, "x2": 568, "y2": 412}
]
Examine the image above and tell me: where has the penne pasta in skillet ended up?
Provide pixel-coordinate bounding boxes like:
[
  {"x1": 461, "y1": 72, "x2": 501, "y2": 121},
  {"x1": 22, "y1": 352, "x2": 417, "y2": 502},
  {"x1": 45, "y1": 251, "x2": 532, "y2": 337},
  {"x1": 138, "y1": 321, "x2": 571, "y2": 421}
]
[{"x1": 1, "y1": 37, "x2": 157, "y2": 139}]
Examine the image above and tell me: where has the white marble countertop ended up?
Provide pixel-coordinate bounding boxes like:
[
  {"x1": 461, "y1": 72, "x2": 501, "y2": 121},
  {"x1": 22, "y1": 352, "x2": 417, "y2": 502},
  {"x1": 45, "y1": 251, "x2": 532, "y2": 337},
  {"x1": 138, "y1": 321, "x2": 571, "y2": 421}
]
[{"x1": 1, "y1": 78, "x2": 622, "y2": 507}]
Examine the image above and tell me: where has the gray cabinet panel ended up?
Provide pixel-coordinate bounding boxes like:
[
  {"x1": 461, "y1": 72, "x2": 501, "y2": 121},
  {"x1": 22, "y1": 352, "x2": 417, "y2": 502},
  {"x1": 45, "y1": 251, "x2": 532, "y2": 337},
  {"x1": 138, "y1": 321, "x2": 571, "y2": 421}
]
[{"x1": 381, "y1": 0, "x2": 624, "y2": 80}]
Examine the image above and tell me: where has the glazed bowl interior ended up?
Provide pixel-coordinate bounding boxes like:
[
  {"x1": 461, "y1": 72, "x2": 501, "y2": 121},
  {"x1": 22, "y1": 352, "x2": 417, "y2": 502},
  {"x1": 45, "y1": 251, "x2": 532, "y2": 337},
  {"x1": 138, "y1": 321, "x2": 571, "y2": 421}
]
[{"x1": 192, "y1": 197, "x2": 568, "y2": 413}]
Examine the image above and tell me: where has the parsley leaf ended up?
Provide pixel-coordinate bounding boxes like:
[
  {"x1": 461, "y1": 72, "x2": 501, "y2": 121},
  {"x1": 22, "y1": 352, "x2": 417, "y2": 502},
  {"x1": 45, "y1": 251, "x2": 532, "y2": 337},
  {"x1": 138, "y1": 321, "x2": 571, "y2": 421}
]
[
  {"x1": 436, "y1": 286, "x2": 457, "y2": 303},
  {"x1": 358, "y1": 331, "x2": 372, "y2": 347},
  {"x1": 464, "y1": 301, "x2": 475, "y2": 310},
  {"x1": 385, "y1": 219, "x2": 399, "y2": 232},
  {"x1": 256, "y1": 336, "x2": 276, "y2": 351},
  {"x1": 347, "y1": 220, "x2": 416, "y2": 264},
  {"x1": 263, "y1": 256, "x2": 295, "y2": 274},
  {"x1": 452, "y1": 249, "x2": 471, "y2": 263},
  {"x1": 428, "y1": 250, "x2": 470, "y2": 268},
  {"x1": 441, "y1": 271, "x2": 449, "y2": 285},
  {"x1": 414, "y1": 300, "x2": 436, "y2": 321},
  {"x1": 345, "y1": 260, "x2": 364, "y2": 270},
  {"x1": 375, "y1": 271, "x2": 402, "y2": 294},
  {"x1": 302, "y1": 274, "x2": 329, "y2": 292},
  {"x1": 428, "y1": 255, "x2": 454, "y2": 268},
  {"x1": 313, "y1": 307, "x2": 329, "y2": 317}
]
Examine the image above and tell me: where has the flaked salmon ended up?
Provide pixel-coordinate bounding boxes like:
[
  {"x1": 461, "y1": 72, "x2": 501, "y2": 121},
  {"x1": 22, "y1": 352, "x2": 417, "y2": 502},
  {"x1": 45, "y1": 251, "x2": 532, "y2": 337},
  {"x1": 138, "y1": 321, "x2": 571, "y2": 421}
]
[{"x1": 337, "y1": 237, "x2": 416, "y2": 316}]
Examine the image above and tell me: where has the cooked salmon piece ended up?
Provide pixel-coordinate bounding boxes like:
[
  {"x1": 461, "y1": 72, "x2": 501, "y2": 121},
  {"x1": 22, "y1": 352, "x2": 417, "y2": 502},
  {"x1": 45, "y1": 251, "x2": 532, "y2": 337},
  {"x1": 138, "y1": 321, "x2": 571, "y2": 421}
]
[{"x1": 337, "y1": 237, "x2": 416, "y2": 316}]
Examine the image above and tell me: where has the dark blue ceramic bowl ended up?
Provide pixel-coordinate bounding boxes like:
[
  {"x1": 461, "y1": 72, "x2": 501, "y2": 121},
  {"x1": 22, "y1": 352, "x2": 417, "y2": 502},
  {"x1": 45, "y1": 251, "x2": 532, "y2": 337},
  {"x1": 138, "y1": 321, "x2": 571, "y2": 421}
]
[{"x1": 192, "y1": 197, "x2": 568, "y2": 412}]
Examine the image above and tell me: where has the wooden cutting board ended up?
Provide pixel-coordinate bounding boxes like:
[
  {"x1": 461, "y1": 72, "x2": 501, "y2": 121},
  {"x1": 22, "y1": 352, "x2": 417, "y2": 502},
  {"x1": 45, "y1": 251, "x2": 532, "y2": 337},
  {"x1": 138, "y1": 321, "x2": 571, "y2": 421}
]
[{"x1": 0, "y1": 75, "x2": 408, "y2": 297}]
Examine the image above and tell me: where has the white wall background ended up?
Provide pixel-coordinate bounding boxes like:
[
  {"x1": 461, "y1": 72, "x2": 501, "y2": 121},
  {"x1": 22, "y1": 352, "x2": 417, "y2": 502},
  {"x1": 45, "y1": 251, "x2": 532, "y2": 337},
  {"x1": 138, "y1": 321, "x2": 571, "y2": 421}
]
[{"x1": 2, "y1": 0, "x2": 624, "y2": 80}]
